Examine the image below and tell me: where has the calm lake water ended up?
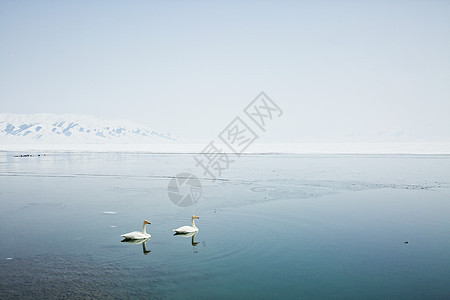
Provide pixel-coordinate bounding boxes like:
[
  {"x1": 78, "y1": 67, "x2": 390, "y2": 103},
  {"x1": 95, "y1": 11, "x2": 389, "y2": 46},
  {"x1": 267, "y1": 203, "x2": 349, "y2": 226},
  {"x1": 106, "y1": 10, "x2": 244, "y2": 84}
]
[{"x1": 0, "y1": 151, "x2": 449, "y2": 299}]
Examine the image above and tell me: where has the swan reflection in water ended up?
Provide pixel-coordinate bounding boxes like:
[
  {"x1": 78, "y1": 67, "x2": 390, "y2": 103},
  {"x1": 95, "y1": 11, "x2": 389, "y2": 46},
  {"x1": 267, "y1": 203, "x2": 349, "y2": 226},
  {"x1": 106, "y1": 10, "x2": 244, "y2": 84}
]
[
  {"x1": 173, "y1": 231, "x2": 199, "y2": 246},
  {"x1": 121, "y1": 237, "x2": 151, "y2": 255}
]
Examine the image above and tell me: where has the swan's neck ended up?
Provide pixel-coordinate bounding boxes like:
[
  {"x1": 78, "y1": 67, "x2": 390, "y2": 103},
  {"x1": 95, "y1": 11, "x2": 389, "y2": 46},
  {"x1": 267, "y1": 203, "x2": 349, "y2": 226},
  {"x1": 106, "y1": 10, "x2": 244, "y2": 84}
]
[
  {"x1": 191, "y1": 218, "x2": 197, "y2": 230},
  {"x1": 142, "y1": 222, "x2": 147, "y2": 234}
]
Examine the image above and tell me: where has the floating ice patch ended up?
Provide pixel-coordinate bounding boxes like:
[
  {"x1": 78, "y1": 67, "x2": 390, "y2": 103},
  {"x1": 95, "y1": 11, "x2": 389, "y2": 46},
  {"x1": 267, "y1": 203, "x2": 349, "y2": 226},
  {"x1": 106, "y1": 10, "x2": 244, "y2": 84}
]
[{"x1": 103, "y1": 211, "x2": 118, "y2": 215}]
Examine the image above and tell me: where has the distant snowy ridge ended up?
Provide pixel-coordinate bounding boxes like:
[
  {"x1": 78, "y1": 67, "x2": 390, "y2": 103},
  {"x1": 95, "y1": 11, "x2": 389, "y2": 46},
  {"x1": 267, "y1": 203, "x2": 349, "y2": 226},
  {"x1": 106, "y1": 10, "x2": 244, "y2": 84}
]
[{"x1": 0, "y1": 113, "x2": 177, "y2": 144}]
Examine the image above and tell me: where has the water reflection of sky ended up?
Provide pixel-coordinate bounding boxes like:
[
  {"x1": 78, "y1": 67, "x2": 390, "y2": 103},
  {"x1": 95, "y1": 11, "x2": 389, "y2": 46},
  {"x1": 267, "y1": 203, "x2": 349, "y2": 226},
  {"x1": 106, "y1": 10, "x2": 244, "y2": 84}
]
[{"x1": 0, "y1": 152, "x2": 449, "y2": 298}]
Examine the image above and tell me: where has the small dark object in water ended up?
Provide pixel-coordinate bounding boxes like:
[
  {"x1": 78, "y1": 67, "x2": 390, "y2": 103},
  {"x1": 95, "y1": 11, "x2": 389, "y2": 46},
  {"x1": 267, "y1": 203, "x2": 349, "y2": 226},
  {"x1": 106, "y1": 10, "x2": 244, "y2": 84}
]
[
  {"x1": 404, "y1": 241, "x2": 409, "y2": 244},
  {"x1": 14, "y1": 153, "x2": 45, "y2": 158}
]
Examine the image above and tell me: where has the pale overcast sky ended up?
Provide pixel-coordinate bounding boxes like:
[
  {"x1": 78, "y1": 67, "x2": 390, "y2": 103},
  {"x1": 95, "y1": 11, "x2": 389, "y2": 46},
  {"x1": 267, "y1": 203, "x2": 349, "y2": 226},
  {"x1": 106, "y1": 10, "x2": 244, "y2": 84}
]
[{"x1": 1, "y1": 1, "x2": 449, "y2": 142}]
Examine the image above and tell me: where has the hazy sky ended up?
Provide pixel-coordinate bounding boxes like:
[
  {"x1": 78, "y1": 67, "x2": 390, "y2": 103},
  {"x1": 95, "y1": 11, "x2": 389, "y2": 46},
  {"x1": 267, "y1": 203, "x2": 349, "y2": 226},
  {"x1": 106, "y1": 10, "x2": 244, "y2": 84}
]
[{"x1": 1, "y1": 1, "x2": 449, "y2": 142}]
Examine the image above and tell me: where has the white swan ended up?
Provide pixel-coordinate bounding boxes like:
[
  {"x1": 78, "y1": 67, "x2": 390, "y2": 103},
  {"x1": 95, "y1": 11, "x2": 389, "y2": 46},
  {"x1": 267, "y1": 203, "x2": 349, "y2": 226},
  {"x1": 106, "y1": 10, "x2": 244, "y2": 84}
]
[
  {"x1": 173, "y1": 215, "x2": 199, "y2": 233},
  {"x1": 121, "y1": 220, "x2": 151, "y2": 239}
]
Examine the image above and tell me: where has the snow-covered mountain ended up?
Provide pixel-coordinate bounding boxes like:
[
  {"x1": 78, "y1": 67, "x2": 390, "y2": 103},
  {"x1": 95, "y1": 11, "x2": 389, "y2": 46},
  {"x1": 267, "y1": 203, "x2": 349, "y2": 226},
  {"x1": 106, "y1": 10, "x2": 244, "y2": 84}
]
[{"x1": 0, "y1": 113, "x2": 177, "y2": 144}]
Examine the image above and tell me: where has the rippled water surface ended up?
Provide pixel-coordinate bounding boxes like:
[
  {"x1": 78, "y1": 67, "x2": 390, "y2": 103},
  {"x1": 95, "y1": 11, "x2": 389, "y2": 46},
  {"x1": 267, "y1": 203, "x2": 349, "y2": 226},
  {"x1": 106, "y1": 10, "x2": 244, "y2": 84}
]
[{"x1": 0, "y1": 152, "x2": 449, "y2": 299}]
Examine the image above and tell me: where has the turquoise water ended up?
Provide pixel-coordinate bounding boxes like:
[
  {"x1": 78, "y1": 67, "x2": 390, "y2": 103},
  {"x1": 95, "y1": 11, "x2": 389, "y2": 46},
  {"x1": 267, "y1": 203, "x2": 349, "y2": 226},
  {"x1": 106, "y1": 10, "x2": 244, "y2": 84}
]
[{"x1": 0, "y1": 152, "x2": 449, "y2": 299}]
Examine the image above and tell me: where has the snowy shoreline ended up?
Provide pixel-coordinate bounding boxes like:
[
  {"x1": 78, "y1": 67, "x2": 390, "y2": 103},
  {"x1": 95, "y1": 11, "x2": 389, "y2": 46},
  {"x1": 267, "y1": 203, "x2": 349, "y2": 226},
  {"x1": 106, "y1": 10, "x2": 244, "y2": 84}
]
[{"x1": 1, "y1": 143, "x2": 450, "y2": 155}]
